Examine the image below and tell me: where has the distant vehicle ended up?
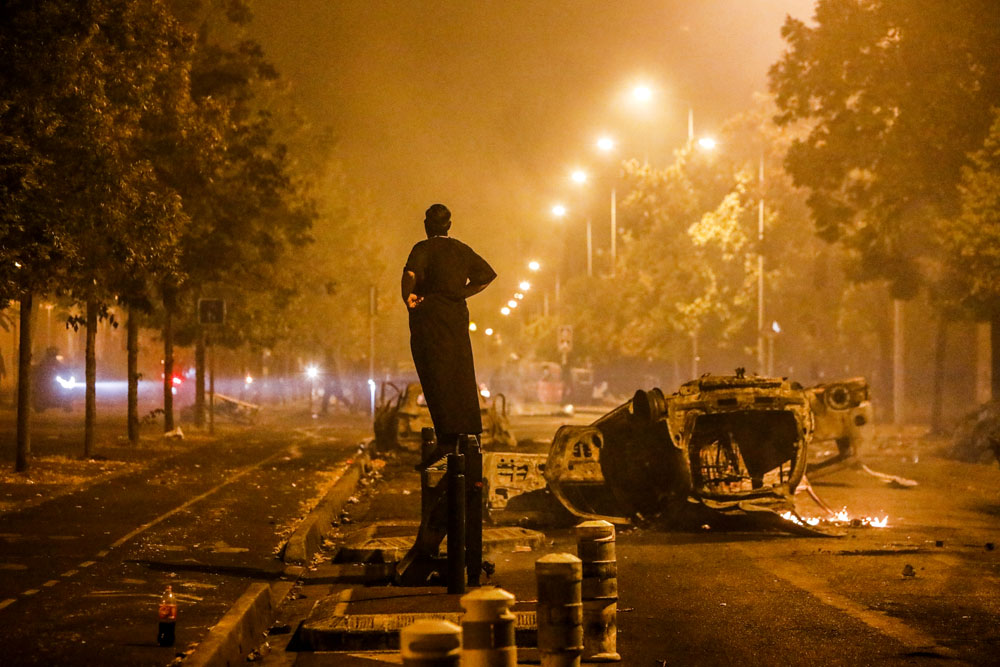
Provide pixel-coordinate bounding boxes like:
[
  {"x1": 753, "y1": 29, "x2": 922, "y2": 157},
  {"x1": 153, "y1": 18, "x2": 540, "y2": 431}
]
[
  {"x1": 373, "y1": 381, "x2": 517, "y2": 451},
  {"x1": 32, "y1": 348, "x2": 75, "y2": 413}
]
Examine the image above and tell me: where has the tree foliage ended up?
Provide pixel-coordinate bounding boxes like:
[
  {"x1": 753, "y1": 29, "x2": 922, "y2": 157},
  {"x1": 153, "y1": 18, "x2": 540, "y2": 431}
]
[{"x1": 769, "y1": 0, "x2": 1000, "y2": 296}]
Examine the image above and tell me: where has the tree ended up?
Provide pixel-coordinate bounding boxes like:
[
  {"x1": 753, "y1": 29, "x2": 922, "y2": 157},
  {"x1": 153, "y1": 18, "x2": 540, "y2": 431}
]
[
  {"x1": 770, "y1": 0, "x2": 1000, "y2": 413},
  {"x1": 942, "y1": 110, "x2": 1000, "y2": 397}
]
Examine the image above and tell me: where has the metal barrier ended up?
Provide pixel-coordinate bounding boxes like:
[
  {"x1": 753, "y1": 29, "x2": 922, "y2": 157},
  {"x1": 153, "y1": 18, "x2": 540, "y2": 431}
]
[
  {"x1": 536, "y1": 553, "x2": 584, "y2": 667},
  {"x1": 461, "y1": 586, "x2": 517, "y2": 666},
  {"x1": 576, "y1": 520, "x2": 620, "y2": 662},
  {"x1": 400, "y1": 618, "x2": 462, "y2": 666}
]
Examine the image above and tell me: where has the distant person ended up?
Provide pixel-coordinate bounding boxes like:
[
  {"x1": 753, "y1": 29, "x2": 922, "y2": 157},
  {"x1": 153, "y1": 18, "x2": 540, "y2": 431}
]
[{"x1": 401, "y1": 203, "x2": 496, "y2": 450}]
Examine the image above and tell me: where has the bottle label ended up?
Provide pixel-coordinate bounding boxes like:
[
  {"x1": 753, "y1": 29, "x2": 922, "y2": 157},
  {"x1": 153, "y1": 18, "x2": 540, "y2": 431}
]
[{"x1": 158, "y1": 604, "x2": 177, "y2": 622}]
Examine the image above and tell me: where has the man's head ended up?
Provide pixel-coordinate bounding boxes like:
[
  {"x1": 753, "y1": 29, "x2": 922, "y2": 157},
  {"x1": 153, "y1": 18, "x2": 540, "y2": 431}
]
[{"x1": 424, "y1": 203, "x2": 451, "y2": 237}]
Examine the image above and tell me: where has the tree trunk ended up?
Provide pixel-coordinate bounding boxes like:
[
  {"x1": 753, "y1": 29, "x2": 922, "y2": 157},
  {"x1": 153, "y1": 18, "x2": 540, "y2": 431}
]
[
  {"x1": 929, "y1": 315, "x2": 948, "y2": 434},
  {"x1": 991, "y1": 310, "x2": 1000, "y2": 402},
  {"x1": 194, "y1": 329, "x2": 205, "y2": 427},
  {"x1": 127, "y1": 309, "x2": 139, "y2": 444},
  {"x1": 163, "y1": 307, "x2": 174, "y2": 432},
  {"x1": 15, "y1": 293, "x2": 33, "y2": 472},
  {"x1": 892, "y1": 299, "x2": 906, "y2": 426},
  {"x1": 84, "y1": 299, "x2": 97, "y2": 458},
  {"x1": 876, "y1": 305, "x2": 893, "y2": 424}
]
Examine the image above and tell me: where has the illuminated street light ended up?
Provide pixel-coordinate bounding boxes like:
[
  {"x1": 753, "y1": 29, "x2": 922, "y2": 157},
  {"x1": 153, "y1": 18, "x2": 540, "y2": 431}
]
[
  {"x1": 596, "y1": 136, "x2": 615, "y2": 152},
  {"x1": 485, "y1": 328, "x2": 494, "y2": 336},
  {"x1": 519, "y1": 280, "x2": 531, "y2": 291},
  {"x1": 507, "y1": 299, "x2": 518, "y2": 309},
  {"x1": 501, "y1": 307, "x2": 510, "y2": 316},
  {"x1": 514, "y1": 293, "x2": 524, "y2": 300},
  {"x1": 632, "y1": 84, "x2": 653, "y2": 103},
  {"x1": 469, "y1": 322, "x2": 477, "y2": 332},
  {"x1": 305, "y1": 365, "x2": 319, "y2": 380},
  {"x1": 697, "y1": 136, "x2": 718, "y2": 151},
  {"x1": 570, "y1": 169, "x2": 587, "y2": 184},
  {"x1": 551, "y1": 204, "x2": 567, "y2": 218},
  {"x1": 528, "y1": 261, "x2": 541, "y2": 272}
]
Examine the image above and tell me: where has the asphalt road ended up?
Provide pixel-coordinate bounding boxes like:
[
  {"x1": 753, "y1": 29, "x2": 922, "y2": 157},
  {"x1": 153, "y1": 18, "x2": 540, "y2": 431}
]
[
  {"x1": 267, "y1": 413, "x2": 1000, "y2": 666},
  {"x1": 0, "y1": 413, "x2": 370, "y2": 666}
]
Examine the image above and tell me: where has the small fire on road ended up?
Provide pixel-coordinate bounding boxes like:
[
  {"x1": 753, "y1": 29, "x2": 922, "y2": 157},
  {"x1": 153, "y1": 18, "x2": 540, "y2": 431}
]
[{"x1": 782, "y1": 507, "x2": 888, "y2": 528}]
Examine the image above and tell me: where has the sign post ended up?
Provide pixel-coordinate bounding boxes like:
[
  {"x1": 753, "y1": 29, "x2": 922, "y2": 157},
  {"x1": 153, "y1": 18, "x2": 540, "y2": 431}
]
[{"x1": 198, "y1": 299, "x2": 225, "y2": 434}]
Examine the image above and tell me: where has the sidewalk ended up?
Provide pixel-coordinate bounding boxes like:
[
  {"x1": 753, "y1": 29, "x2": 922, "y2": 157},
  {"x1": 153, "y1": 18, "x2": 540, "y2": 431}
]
[{"x1": 260, "y1": 448, "x2": 578, "y2": 665}]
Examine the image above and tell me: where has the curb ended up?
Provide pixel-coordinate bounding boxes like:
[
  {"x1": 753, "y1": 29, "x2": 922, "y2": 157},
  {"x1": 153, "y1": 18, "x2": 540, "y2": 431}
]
[
  {"x1": 182, "y1": 581, "x2": 295, "y2": 667},
  {"x1": 180, "y1": 441, "x2": 373, "y2": 666},
  {"x1": 283, "y1": 443, "x2": 373, "y2": 565}
]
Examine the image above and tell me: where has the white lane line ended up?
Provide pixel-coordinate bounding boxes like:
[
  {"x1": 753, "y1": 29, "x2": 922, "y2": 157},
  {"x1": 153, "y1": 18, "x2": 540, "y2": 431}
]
[
  {"x1": 61, "y1": 570, "x2": 78, "y2": 578},
  {"x1": 21, "y1": 589, "x2": 39, "y2": 596},
  {"x1": 78, "y1": 561, "x2": 96, "y2": 568},
  {"x1": 109, "y1": 448, "x2": 290, "y2": 550},
  {"x1": 96, "y1": 550, "x2": 109, "y2": 558},
  {"x1": 0, "y1": 599, "x2": 15, "y2": 611},
  {"x1": 740, "y1": 546, "x2": 957, "y2": 658},
  {"x1": 42, "y1": 580, "x2": 59, "y2": 588}
]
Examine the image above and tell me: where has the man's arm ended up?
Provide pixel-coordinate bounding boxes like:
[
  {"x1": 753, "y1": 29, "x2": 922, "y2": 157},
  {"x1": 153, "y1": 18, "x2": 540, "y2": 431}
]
[
  {"x1": 401, "y1": 269, "x2": 422, "y2": 309},
  {"x1": 463, "y1": 274, "x2": 495, "y2": 299}
]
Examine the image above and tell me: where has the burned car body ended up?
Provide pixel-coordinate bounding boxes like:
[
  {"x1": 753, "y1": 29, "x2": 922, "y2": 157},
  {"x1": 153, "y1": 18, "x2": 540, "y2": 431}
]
[
  {"x1": 804, "y1": 377, "x2": 873, "y2": 475},
  {"x1": 374, "y1": 381, "x2": 517, "y2": 452},
  {"x1": 485, "y1": 373, "x2": 815, "y2": 528}
]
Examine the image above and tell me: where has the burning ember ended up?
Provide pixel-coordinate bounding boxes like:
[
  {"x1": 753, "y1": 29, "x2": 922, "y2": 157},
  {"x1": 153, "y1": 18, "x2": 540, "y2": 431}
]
[{"x1": 782, "y1": 507, "x2": 888, "y2": 528}]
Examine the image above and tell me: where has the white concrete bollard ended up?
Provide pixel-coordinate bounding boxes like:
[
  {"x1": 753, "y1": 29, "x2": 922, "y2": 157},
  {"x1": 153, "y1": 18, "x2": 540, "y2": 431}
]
[
  {"x1": 400, "y1": 618, "x2": 462, "y2": 667},
  {"x1": 576, "y1": 520, "x2": 621, "y2": 662},
  {"x1": 461, "y1": 586, "x2": 518, "y2": 666},
  {"x1": 536, "y1": 553, "x2": 584, "y2": 667}
]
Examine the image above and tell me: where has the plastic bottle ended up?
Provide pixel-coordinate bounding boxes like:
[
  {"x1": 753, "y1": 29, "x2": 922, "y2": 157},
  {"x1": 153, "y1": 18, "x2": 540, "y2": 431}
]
[{"x1": 157, "y1": 585, "x2": 177, "y2": 647}]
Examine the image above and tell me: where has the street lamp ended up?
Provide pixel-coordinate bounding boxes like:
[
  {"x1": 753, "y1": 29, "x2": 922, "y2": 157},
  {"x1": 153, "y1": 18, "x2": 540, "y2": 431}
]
[
  {"x1": 596, "y1": 136, "x2": 619, "y2": 277},
  {"x1": 569, "y1": 169, "x2": 593, "y2": 277},
  {"x1": 550, "y1": 205, "x2": 567, "y2": 309},
  {"x1": 528, "y1": 260, "x2": 541, "y2": 272},
  {"x1": 628, "y1": 82, "x2": 694, "y2": 147},
  {"x1": 697, "y1": 136, "x2": 717, "y2": 151}
]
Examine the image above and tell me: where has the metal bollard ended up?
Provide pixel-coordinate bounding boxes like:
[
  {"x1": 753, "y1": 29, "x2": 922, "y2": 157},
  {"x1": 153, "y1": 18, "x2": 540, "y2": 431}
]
[
  {"x1": 461, "y1": 586, "x2": 517, "y2": 666},
  {"x1": 447, "y1": 450, "x2": 466, "y2": 594},
  {"x1": 400, "y1": 618, "x2": 462, "y2": 666},
  {"x1": 576, "y1": 520, "x2": 621, "y2": 662},
  {"x1": 536, "y1": 553, "x2": 583, "y2": 667},
  {"x1": 462, "y1": 434, "x2": 484, "y2": 587}
]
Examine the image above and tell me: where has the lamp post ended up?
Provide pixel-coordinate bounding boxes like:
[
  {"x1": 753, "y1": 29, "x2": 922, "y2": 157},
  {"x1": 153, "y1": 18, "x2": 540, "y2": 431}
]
[
  {"x1": 569, "y1": 170, "x2": 593, "y2": 278},
  {"x1": 757, "y1": 153, "x2": 766, "y2": 374},
  {"x1": 551, "y1": 204, "x2": 567, "y2": 306},
  {"x1": 595, "y1": 136, "x2": 618, "y2": 277}
]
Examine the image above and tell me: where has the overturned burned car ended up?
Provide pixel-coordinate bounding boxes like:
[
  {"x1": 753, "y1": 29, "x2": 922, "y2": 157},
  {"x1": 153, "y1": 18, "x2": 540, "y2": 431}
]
[
  {"x1": 486, "y1": 372, "x2": 822, "y2": 531},
  {"x1": 805, "y1": 377, "x2": 873, "y2": 475},
  {"x1": 374, "y1": 381, "x2": 517, "y2": 452}
]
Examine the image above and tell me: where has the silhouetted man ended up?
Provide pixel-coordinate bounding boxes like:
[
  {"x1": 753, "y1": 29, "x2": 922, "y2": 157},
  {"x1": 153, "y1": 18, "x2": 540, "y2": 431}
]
[{"x1": 401, "y1": 204, "x2": 496, "y2": 448}]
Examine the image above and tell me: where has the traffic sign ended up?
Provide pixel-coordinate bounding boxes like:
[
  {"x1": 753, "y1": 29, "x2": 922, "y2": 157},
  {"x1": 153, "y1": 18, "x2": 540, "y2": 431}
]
[
  {"x1": 198, "y1": 298, "x2": 226, "y2": 325},
  {"x1": 557, "y1": 325, "x2": 573, "y2": 354}
]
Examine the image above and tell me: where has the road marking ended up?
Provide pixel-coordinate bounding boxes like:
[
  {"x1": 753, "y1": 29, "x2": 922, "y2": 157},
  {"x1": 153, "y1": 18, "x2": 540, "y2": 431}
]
[
  {"x1": 61, "y1": 569, "x2": 78, "y2": 577},
  {"x1": 78, "y1": 560, "x2": 95, "y2": 568},
  {"x1": 96, "y1": 550, "x2": 109, "y2": 558},
  {"x1": 109, "y1": 448, "x2": 290, "y2": 550},
  {"x1": 0, "y1": 599, "x2": 15, "y2": 611},
  {"x1": 22, "y1": 589, "x2": 39, "y2": 596},
  {"x1": 741, "y1": 546, "x2": 957, "y2": 658},
  {"x1": 333, "y1": 588, "x2": 353, "y2": 616},
  {"x1": 42, "y1": 580, "x2": 59, "y2": 588}
]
